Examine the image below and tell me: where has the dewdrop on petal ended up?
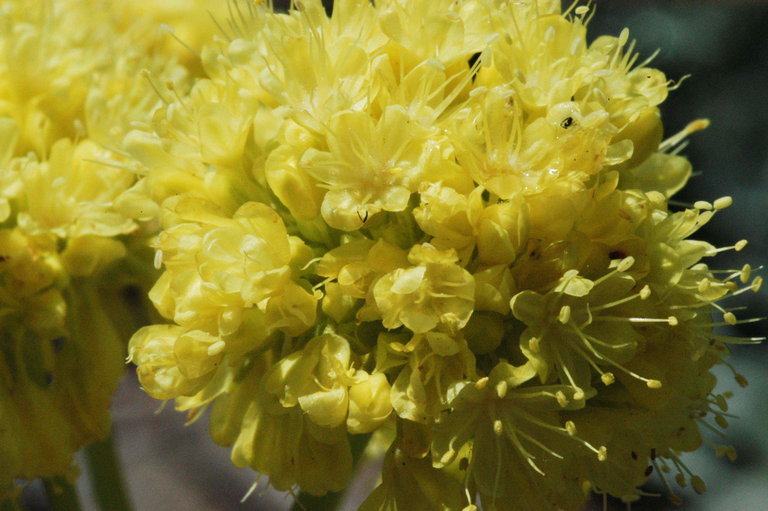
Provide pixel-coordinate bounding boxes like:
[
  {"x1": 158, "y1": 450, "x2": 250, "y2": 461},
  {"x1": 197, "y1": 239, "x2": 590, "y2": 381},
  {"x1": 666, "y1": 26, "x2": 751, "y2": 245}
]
[{"x1": 120, "y1": 0, "x2": 762, "y2": 509}]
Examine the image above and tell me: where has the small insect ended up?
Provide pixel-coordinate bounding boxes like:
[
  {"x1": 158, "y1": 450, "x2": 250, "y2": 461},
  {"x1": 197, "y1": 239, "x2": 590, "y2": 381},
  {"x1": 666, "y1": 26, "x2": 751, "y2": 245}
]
[
  {"x1": 357, "y1": 210, "x2": 369, "y2": 223},
  {"x1": 561, "y1": 116, "x2": 574, "y2": 129}
]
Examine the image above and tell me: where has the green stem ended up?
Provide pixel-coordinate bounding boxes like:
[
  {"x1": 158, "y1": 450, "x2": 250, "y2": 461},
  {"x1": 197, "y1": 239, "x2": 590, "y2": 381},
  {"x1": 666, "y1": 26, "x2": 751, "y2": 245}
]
[
  {"x1": 42, "y1": 477, "x2": 82, "y2": 511},
  {"x1": 290, "y1": 433, "x2": 371, "y2": 511},
  {"x1": 84, "y1": 433, "x2": 132, "y2": 511}
]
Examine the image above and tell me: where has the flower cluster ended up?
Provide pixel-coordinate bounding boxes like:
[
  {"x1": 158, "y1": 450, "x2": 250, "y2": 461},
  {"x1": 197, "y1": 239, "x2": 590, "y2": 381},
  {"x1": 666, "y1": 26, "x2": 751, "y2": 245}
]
[
  {"x1": 0, "y1": 0, "x2": 220, "y2": 497},
  {"x1": 88, "y1": 0, "x2": 760, "y2": 509}
]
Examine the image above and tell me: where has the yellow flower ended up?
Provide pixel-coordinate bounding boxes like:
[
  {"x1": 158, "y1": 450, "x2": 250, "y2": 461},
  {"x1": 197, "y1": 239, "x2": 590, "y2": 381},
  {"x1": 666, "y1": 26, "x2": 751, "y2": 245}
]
[
  {"x1": 123, "y1": 1, "x2": 761, "y2": 508},
  {"x1": 0, "y1": 0, "x2": 198, "y2": 491},
  {"x1": 146, "y1": 198, "x2": 318, "y2": 355},
  {"x1": 301, "y1": 106, "x2": 433, "y2": 231},
  {"x1": 372, "y1": 244, "x2": 475, "y2": 334}
]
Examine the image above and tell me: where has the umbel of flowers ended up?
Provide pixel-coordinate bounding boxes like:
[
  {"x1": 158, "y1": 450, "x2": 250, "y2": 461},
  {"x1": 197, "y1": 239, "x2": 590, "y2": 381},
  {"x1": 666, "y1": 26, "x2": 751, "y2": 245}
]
[
  {"x1": 125, "y1": 0, "x2": 761, "y2": 509},
  {"x1": 0, "y1": 0, "x2": 226, "y2": 499}
]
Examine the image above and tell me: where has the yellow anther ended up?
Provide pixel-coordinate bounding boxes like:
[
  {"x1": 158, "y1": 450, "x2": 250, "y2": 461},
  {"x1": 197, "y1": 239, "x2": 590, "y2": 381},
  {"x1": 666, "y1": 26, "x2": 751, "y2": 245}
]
[
  {"x1": 529, "y1": 336, "x2": 541, "y2": 353},
  {"x1": 751, "y1": 276, "x2": 763, "y2": 292},
  {"x1": 573, "y1": 388, "x2": 585, "y2": 401},
  {"x1": 667, "y1": 316, "x2": 678, "y2": 326},
  {"x1": 597, "y1": 446, "x2": 608, "y2": 462},
  {"x1": 713, "y1": 196, "x2": 733, "y2": 210},
  {"x1": 675, "y1": 473, "x2": 687, "y2": 487},
  {"x1": 496, "y1": 380, "x2": 508, "y2": 399},
  {"x1": 735, "y1": 239, "x2": 748, "y2": 251},
  {"x1": 715, "y1": 414, "x2": 728, "y2": 429},
  {"x1": 575, "y1": 5, "x2": 589, "y2": 15},
  {"x1": 740, "y1": 264, "x2": 752, "y2": 283},
  {"x1": 475, "y1": 377, "x2": 489, "y2": 390},
  {"x1": 559, "y1": 305, "x2": 571, "y2": 324},
  {"x1": 691, "y1": 476, "x2": 707, "y2": 494},
  {"x1": 556, "y1": 390, "x2": 569, "y2": 407},
  {"x1": 639, "y1": 285, "x2": 651, "y2": 300},
  {"x1": 616, "y1": 256, "x2": 635, "y2": 272},
  {"x1": 693, "y1": 200, "x2": 712, "y2": 211},
  {"x1": 565, "y1": 420, "x2": 577, "y2": 436},
  {"x1": 697, "y1": 279, "x2": 710, "y2": 293},
  {"x1": 723, "y1": 312, "x2": 736, "y2": 325},
  {"x1": 493, "y1": 419, "x2": 503, "y2": 436},
  {"x1": 686, "y1": 118, "x2": 710, "y2": 133},
  {"x1": 735, "y1": 374, "x2": 749, "y2": 388},
  {"x1": 207, "y1": 340, "x2": 226, "y2": 357},
  {"x1": 601, "y1": 372, "x2": 615, "y2": 386},
  {"x1": 646, "y1": 379, "x2": 662, "y2": 389}
]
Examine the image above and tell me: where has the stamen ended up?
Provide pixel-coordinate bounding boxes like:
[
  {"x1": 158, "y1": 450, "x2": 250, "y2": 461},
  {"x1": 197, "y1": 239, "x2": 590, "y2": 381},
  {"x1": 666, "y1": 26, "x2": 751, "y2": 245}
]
[
  {"x1": 651, "y1": 458, "x2": 682, "y2": 505},
  {"x1": 659, "y1": 118, "x2": 709, "y2": 152},
  {"x1": 590, "y1": 286, "x2": 649, "y2": 312},
  {"x1": 570, "y1": 325, "x2": 662, "y2": 388},
  {"x1": 141, "y1": 69, "x2": 170, "y2": 104}
]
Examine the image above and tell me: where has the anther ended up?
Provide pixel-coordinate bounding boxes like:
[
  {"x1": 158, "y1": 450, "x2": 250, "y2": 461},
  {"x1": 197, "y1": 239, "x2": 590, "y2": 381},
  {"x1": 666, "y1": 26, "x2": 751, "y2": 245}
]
[
  {"x1": 713, "y1": 196, "x2": 733, "y2": 210},
  {"x1": 715, "y1": 415, "x2": 728, "y2": 429},
  {"x1": 601, "y1": 372, "x2": 615, "y2": 386},
  {"x1": 598, "y1": 446, "x2": 608, "y2": 462},
  {"x1": 693, "y1": 200, "x2": 712, "y2": 211},
  {"x1": 734, "y1": 374, "x2": 748, "y2": 388},
  {"x1": 740, "y1": 264, "x2": 752, "y2": 283},
  {"x1": 617, "y1": 256, "x2": 635, "y2": 272},
  {"x1": 735, "y1": 239, "x2": 748, "y2": 251},
  {"x1": 714, "y1": 394, "x2": 728, "y2": 411},
  {"x1": 565, "y1": 421, "x2": 577, "y2": 436},
  {"x1": 493, "y1": 419, "x2": 503, "y2": 436},
  {"x1": 559, "y1": 305, "x2": 571, "y2": 324},
  {"x1": 496, "y1": 380, "x2": 508, "y2": 399},
  {"x1": 751, "y1": 276, "x2": 763, "y2": 292},
  {"x1": 475, "y1": 377, "x2": 489, "y2": 390},
  {"x1": 154, "y1": 250, "x2": 163, "y2": 269},
  {"x1": 555, "y1": 390, "x2": 569, "y2": 407},
  {"x1": 698, "y1": 279, "x2": 710, "y2": 293},
  {"x1": 723, "y1": 312, "x2": 736, "y2": 325},
  {"x1": 675, "y1": 473, "x2": 687, "y2": 487},
  {"x1": 646, "y1": 379, "x2": 662, "y2": 389},
  {"x1": 668, "y1": 316, "x2": 678, "y2": 326},
  {"x1": 639, "y1": 285, "x2": 651, "y2": 300},
  {"x1": 207, "y1": 340, "x2": 226, "y2": 356},
  {"x1": 691, "y1": 476, "x2": 707, "y2": 494},
  {"x1": 529, "y1": 336, "x2": 541, "y2": 353}
]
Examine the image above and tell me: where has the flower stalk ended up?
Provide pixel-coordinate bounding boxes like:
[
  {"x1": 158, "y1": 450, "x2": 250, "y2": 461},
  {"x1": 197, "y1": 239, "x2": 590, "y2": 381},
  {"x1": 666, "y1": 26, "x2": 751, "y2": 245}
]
[{"x1": 84, "y1": 433, "x2": 132, "y2": 511}]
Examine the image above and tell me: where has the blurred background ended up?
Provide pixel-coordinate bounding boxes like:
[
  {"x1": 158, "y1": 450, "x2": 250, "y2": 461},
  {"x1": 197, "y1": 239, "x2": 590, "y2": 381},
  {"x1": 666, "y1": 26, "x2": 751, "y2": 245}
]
[{"x1": 20, "y1": 1, "x2": 768, "y2": 510}]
